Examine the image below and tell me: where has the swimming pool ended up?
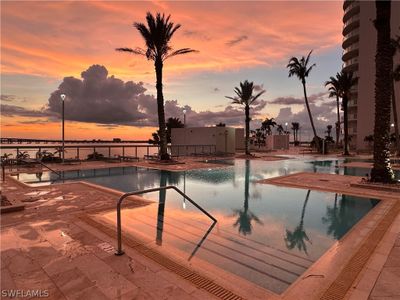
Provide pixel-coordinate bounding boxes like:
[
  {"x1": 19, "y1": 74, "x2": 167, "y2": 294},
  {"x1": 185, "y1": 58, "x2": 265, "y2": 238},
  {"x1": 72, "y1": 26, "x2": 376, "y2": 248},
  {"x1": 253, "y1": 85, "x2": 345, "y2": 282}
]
[{"x1": 13, "y1": 158, "x2": 382, "y2": 294}]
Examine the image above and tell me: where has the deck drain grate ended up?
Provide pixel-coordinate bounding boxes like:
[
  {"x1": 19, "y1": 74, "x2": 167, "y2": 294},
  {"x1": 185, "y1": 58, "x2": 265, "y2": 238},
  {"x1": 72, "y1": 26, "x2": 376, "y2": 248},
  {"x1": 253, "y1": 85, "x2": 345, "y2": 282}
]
[
  {"x1": 79, "y1": 214, "x2": 245, "y2": 300},
  {"x1": 320, "y1": 200, "x2": 400, "y2": 300}
]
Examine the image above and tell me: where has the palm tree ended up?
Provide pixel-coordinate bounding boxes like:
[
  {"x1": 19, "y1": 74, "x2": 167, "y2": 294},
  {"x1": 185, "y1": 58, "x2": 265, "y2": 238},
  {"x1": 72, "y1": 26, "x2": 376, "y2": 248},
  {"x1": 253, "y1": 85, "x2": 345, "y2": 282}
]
[
  {"x1": 291, "y1": 122, "x2": 300, "y2": 144},
  {"x1": 287, "y1": 51, "x2": 319, "y2": 147},
  {"x1": 284, "y1": 190, "x2": 312, "y2": 255},
  {"x1": 117, "y1": 13, "x2": 197, "y2": 160},
  {"x1": 336, "y1": 70, "x2": 357, "y2": 156},
  {"x1": 326, "y1": 125, "x2": 333, "y2": 138},
  {"x1": 251, "y1": 128, "x2": 265, "y2": 148},
  {"x1": 371, "y1": 1, "x2": 395, "y2": 182},
  {"x1": 226, "y1": 81, "x2": 265, "y2": 155},
  {"x1": 166, "y1": 117, "x2": 184, "y2": 143},
  {"x1": 393, "y1": 64, "x2": 400, "y2": 156},
  {"x1": 325, "y1": 75, "x2": 342, "y2": 147},
  {"x1": 261, "y1": 118, "x2": 277, "y2": 136},
  {"x1": 391, "y1": 36, "x2": 400, "y2": 156},
  {"x1": 276, "y1": 124, "x2": 284, "y2": 135},
  {"x1": 232, "y1": 160, "x2": 262, "y2": 235}
]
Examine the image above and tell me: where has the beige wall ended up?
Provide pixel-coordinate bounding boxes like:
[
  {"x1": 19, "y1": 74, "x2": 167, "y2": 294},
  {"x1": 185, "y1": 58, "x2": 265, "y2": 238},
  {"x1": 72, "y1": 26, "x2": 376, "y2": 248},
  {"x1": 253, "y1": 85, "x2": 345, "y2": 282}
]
[
  {"x1": 356, "y1": 1, "x2": 400, "y2": 150},
  {"x1": 171, "y1": 127, "x2": 236, "y2": 155},
  {"x1": 235, "y1": 128, "x2": 245, "y2": 150}
]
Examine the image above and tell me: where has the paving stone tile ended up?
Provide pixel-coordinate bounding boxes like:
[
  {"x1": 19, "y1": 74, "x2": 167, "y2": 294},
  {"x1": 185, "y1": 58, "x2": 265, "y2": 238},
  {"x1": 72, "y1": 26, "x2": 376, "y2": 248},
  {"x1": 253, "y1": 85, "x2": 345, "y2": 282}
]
[
  {"x1": 72, "y1": 254, "x2": 138, "y2": 299},
  {"x1": 13, "y1": 269, "x2": 63, "y2": 300},
  {"x1": 1, "y1": 267, "x2": 17, "y2": 290},
  {"x1": 6, "y1": 252, "x2": 42, "y2": 275},
  {"x1": 69, "y1": 286, "x2": 109, "y2": 300},
  {"x1": 370, "y1": 267, "x2": 400, "y2": 297},
  {"x1": 42, "y1": 256, "x2": 75, "y2": 277},
  {"x1": 384, "y1": 247, "x2": 400, "y2": 267},
  {"x1": 51, "y1": 267, "x2": 96, "y2": 298}
]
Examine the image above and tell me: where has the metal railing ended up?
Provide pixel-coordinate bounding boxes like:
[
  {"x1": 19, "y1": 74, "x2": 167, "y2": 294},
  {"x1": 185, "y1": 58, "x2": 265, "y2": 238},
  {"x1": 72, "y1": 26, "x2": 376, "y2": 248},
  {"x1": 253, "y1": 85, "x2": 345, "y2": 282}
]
[
  {"x1": 0, "y1": 144, "x2": 217, "y2": 161},
  {"x1": 1, "y1": 158, "x2": 62, "y2": 181},
  {"x1": 115, "y1": 185, "x2": 217, "y2": 256},
  {"x1": 27, "y1": 159, "x2": 62, "y2": 178}
]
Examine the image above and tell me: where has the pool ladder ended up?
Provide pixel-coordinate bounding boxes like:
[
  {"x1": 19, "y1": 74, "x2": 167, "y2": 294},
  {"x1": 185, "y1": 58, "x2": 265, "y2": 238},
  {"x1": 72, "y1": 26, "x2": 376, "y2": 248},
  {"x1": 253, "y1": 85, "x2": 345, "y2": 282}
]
[{"x1": 115, "y1": 185, "x2": 217, "y2": 256}]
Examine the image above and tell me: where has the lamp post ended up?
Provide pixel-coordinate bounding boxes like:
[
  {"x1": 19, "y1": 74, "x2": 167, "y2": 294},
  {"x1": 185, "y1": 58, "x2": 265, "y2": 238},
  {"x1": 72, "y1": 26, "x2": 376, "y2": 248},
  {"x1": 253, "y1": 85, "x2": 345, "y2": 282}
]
[
  {"x1": 60, "y1": 93, "x2": 66, "y2": 163},
  {"x1": 183, "y1": 109, "x2": 187, "y2": 127},
  {"x1": 285, "y1": 122, "x2": 288, "y2": 134}
]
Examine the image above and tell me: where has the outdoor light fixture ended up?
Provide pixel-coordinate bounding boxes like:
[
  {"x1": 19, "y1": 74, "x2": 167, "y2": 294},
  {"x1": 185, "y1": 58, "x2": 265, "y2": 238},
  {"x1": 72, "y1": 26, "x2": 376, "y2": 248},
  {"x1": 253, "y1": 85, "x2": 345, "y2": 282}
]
[
  {"x1": 285, "y1": 122, "x2": 288, "y2": 133},
  {"x1": 183, "y1": 109, "x2": 187, "y2": 127},
  {"x1": 60, "y1": 93, "x2": 66, "y2": 163}
]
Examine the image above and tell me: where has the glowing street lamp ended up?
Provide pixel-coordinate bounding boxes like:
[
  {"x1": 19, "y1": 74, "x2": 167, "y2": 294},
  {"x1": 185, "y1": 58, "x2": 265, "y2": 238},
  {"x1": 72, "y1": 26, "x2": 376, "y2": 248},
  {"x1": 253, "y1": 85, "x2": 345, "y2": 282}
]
[
  {"x1": 60, "y1": 93, "x2": 66, "y2": 163},
  {"x1": 183, "y1": 109, "x2": 187, "y2": 127},
  {"x1": 285, "y1": 122, "x2": 288, "y2": 133}
]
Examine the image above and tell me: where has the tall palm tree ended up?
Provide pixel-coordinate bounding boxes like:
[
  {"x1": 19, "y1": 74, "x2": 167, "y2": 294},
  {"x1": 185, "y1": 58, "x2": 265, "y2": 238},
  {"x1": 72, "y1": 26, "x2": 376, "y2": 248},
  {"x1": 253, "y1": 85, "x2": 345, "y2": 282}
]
[
  {"x1": 393, "y1": 64, "x2": 400, "y2": 156},
  {"x1": 291, "y1": 122, "x2": 300, "y2": 144},
  {"x1": 226, "y1": 81, "x2": 265, "y2": 155},
  {"x1": 287, "y1": 51, "x2": 318, "y2": 147},
  {"x1": 391, "y1": 36, "x2": 400, "y2": 156},
  {"x1": 284, "y1": 190, "x2": 312, "y2": 255},
  {"x1": 371, "y1": 1, "x2": 395, "y2": 182},
  {"x1": 325, "y1": 75, "x2": 342, "y2": 147},
  {"x1": 337, "y1": 70, "x2": 357, "y2": 156},
  {"x1": 117, "y1": 13, "x2": 197, "y2": 160}
]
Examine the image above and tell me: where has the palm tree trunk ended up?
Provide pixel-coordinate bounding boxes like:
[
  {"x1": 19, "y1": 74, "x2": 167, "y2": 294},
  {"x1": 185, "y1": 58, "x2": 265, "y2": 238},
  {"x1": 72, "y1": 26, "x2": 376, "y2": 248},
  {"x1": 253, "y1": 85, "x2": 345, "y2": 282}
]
[
  {"x1": 392, "y1": 78, "x2": 400, "y2": 156},
  {"x1": 155, "y1": 59, "x2": 169, "y2": 160},
  {"x1": 302, "y1": 81, "x2": 318, "y2": 142},
  {"x1": 371, "y1": 0, "x2": 394, "y2": 182},
  {"x1": 336, "y1": 95, "x2": 341, "y2": 147},
  {"x1": 343, "y1": 97, "x2": 350, "y2": 155},
  {"x1": 245, "y1": 105, "x2": 250, "y2": 155}
]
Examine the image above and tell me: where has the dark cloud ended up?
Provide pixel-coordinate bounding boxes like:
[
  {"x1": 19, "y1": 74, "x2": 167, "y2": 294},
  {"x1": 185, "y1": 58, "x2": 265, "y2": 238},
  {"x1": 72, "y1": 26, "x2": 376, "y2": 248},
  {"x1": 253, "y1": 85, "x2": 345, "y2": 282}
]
[
  {"x1": 18, "y1": 119, "x2": 50, "y2": 125},
  {"x1": 47, "y1": 65, "x2": 152, "y2": 125},
  {"x1": 1, "y1": 104, "x2": 54, "y2": 118},
  {"x1": 269, "y1": 96, "x2": 304, "y2": 105},
  {"x1": 182, "y1": 30, "x2": 211, "y2": 41},
  {"x1": 226, "y1": 35, "x2": 248, "y2": 46},
  {"x1": 1, "y1": 95, "x2": 16, "y2": 102},
  {"x1": 269, "y1": 92, "x2": 330, "y2": 106}
]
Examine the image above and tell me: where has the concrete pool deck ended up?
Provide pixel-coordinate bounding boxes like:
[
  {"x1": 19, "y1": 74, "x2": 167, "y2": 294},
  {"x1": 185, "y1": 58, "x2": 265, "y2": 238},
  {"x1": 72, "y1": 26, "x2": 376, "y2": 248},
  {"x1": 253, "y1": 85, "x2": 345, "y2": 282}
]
[{"x1": 1, "y1": 157, "x2": 399, "y2": 299}]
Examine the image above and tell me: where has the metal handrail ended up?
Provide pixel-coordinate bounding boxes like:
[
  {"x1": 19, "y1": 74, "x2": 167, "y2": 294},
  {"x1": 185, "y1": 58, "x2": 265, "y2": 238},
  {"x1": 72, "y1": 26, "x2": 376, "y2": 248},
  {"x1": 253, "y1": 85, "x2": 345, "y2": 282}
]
[
  {"x1": 115, "y1": 185, "x2": 217, "y2": 256},
  {"x1": 22, "y1": 159, "x2": 62, "y2": 178}
]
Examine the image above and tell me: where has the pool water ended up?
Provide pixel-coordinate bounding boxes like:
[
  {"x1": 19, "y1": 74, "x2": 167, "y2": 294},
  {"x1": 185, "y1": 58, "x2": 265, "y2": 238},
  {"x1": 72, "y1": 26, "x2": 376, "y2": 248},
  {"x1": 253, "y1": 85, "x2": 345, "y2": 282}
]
[{"x1": 13, "y1": 158, "x2": 382, "y2": 294}]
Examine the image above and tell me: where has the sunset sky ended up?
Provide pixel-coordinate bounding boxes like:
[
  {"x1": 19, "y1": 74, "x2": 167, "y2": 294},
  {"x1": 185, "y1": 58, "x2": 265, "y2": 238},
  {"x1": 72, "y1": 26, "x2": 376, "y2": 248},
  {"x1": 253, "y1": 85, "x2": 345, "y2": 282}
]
[{"x1": 1, "y1": 1, "x2": 344, "y2": 140}]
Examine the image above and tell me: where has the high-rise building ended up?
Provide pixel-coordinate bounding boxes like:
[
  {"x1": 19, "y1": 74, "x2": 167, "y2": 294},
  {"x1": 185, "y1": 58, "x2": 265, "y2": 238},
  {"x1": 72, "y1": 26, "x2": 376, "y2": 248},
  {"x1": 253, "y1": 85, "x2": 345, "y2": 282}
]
[{"x1": 342, "y1": 0, "x2": 400, "y2": 150}]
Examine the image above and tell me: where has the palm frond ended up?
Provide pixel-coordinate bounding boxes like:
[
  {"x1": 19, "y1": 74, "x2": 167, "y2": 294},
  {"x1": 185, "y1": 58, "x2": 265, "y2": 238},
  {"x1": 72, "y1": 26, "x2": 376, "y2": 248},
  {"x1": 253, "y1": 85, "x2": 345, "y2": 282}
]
[
  {"x1": 164, "y1": 48, "x2": 198, "y2": 60},
  {"x1": 115, "y1": 47, "x2": 147, "y2": 56}
]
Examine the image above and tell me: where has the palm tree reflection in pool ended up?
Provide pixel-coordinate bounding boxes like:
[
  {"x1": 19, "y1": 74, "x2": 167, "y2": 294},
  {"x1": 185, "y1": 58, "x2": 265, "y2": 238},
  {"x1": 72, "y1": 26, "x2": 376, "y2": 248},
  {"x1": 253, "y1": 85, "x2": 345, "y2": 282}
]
[
  {"x1": 232, "y1": 160, "x2": 263, "y2": 235},
  {"x1": 156, "y1": 171, "x2": 168, "y2": 245},
  {"x1": 284, "y1": 190, "x2": 312, "y2": 255}
]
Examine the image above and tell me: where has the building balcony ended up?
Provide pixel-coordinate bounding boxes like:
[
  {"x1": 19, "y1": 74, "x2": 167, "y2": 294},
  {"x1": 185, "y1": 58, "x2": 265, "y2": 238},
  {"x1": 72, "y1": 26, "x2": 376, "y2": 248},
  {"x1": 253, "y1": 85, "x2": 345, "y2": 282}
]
[
  {"x1": 343, "y1": 3, "x2": 360, "y2": 23},
  {"x1": 342, "y1": 34, "x2": 359, "y2": 49},
  {"x1": 343, "y1": 19, "x2": 360, "y2": 36},
  {"x1": 348, "y1": 100, "x2": 358, "y2": 107},
  {"x1": 342, "y1": 48, "x2": 359, "y2": 62},
  {"x1": 348, "y1": 113, "x2": 358, "y2": 121}
]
